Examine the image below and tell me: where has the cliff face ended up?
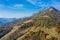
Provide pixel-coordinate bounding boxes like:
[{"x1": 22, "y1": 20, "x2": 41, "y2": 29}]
[{"x1": 0, "y1": 7, "x2": 60, "y2": 40}]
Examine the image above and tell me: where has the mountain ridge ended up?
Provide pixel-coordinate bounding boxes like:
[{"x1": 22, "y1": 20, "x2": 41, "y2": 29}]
[
  {"x1": 32, "y1": 7, "x2": 60, "y2": 21},
  {"x1": 0, "y1": 7, "x2": 60, "y2": 40}
]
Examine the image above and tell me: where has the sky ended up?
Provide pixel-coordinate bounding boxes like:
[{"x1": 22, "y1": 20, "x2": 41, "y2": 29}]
[{"x1": 0, "y1": 0, "x2": 60, "y2": 18}]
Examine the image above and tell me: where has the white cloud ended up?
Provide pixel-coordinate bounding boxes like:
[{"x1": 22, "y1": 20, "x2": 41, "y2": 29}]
[
  {"x1": 13, "y1": 4, "x2": 24, "y2": 8},
  {"x1": 27, "y1": 0, "x2": 37, "y2": 5},
  {"x1": 0, "y1": 4, "x2": 23, "y2": 9},
  {"x1": 27, "y1": 0, "x2": 60, "y2": 9},
  {"x1": 8, "y1": 4, "x2": 24, "y2": 9},
  {"x1": 27, "y1": 0, "x2": 49, "y2": 7}
]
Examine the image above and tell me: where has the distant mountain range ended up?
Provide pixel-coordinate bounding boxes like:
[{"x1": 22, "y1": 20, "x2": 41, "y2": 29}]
[
  {"x1": 0, "y1": 7, "x2": 60, "y2": 40},
  {"x1": 0, "y1": 18, "x2": 18, "y2": 25}
]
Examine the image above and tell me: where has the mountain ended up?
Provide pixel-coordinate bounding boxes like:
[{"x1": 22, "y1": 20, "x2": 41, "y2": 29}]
[
  {"x1": 0, "y1": 7, "x2": 60, "y2": 40},
  {"x1": 0, "y1": 18, "x2": 18, "y2": 25},
  {"x1": 32, "y1": 7, "x2": 60, "y2": 21}
]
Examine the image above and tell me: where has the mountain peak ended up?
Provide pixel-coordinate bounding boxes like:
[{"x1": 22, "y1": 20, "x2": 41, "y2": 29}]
[
  {"x1": 48, "y1": 7, "x2": 55, "y2": 9},
  {"x1": 32, "y1": 7, "x2": 60, "y2": 20},
  {"x1": 46, "y1": 7, "x2": 58, "y2": 12}
]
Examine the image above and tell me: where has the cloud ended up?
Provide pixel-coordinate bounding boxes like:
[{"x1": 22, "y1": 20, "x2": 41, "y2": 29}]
[
  {"x1": 13, "y1": 4, "x2": 24, "y2": 8},
  {"x1": 27, "y1": 0, "x2": 37, "y2": 5},
  {"x1": 27, "y1": 0, "x2": 60, "y2": 8},
  {"x1": 0, "y1": 3, "x2": 24, "y2": 9},
  {"x1": 27, "y1": 0, "x2": 49, "y2": 6},
  {"x1": 8, "y1": 4, "x2": 24, "y2": 9}
]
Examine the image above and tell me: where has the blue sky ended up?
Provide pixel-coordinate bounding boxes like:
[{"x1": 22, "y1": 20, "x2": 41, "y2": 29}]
[{"x1": 0, "y1": 0, "x2": 60, "y2": 18}]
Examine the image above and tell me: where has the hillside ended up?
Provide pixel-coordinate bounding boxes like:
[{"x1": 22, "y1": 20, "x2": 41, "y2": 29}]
[
  {"x1": 0, "y1": 18, "x2": 29, "y2": 38},
  {"x1": 0, "y1": 7, "x2": 60, "y2": 40}
]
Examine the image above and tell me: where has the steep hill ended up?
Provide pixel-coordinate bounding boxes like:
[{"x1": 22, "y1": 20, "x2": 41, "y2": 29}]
[{"x1": 0, "y1": 7, "x2": 60, "y2": 40}]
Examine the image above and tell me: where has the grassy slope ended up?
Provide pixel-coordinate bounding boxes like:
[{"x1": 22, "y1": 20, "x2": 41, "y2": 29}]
[{"x1": 1, "y1": 17, "x2": 60, "y2": 40}]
